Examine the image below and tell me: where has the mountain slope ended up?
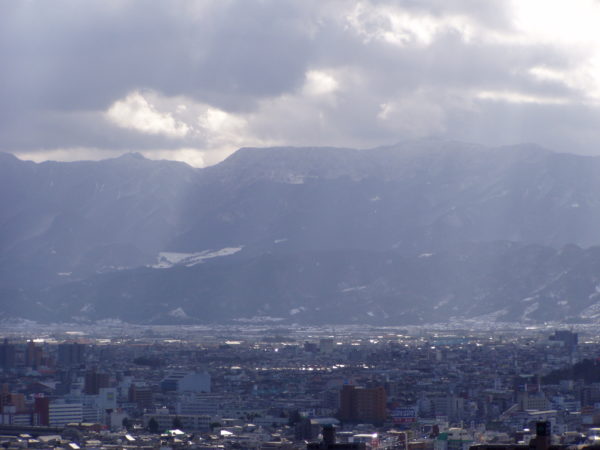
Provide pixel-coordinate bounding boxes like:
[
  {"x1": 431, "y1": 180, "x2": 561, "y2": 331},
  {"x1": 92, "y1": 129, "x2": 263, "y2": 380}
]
[
  {"x1": 0, "y1": 153, "x2": 197, "y2": 287},
  {"x1": 3, "y1": 141, "x2": 600, "y2": 324},
  {"x1": 18, "y1": 242, "x2": 600, "y2": 325}
]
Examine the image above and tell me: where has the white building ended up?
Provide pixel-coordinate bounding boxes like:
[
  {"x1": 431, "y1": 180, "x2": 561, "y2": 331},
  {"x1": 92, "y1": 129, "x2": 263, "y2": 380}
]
[
  {"x1": 177, "y1": 393, "x2": 248, "y2": 417},
  {"x1": 49, "y1": 402, "x2": 83, "y2": 426},
  {"x1": 143, "y1": 412, "x2": 212, "y2": 432},
  {"x1": 161, "y1": 371, "x2": 211, "y2": 393}
]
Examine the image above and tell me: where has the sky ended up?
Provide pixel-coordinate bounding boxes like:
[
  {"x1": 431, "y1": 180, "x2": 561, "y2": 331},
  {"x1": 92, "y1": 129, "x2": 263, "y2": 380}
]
[{"x1": 3, "y1": 0, "x2": 600, "y2": 167}]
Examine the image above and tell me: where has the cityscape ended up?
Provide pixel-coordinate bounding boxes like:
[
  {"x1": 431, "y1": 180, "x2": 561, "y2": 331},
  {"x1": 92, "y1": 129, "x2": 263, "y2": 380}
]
[
  {"x1": 1, "y1": 323, "x2": 599, "y2": 448},
  {"x1": 5, "y1": 1, "x2": 600, "y2": 449}
]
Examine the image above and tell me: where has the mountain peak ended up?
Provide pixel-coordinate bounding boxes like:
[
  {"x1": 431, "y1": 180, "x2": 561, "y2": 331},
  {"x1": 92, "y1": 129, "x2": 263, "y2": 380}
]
[{"x1": 0, "y1": 152, "x2": 21, "y2": 163}]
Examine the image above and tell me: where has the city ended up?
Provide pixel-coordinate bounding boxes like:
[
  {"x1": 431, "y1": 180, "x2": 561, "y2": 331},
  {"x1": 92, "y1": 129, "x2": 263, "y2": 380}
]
[
  {"x1": 1, "y1": 323, "x2": 599, "y2": 448},
  {"x1": 4, "y1": 2, "x2": 600, "y2": 449}
]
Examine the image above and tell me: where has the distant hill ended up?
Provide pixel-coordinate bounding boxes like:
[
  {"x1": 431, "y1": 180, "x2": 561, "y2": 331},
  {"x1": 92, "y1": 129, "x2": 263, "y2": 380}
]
[{"x1": 3, "y1": 140, "x2": 600, "y2": 324}]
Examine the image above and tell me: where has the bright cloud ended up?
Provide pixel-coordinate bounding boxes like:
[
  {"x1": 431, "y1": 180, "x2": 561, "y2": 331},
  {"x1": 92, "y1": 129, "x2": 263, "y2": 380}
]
[
  {"x1": 197, "y1": 107, "x2": 260, "y2": 153},
  {"x1": 345, "y1": 2, "x2": 477, "y2": 47},
  {"x1": 512, "y1": 0, "x2": 600, "y2": 102},
  {"x1": 106, "y1": 92, "x2": 190, "y2": 138},
  {"x1": 513, "y1": 0, "x2": 600, "y2": 45},
  {"x1": 303, "y1": 70, "x2": 339, "y2": 97},
  {"x1": 475, "y1": 90, "x2": 569, "y2": 105}
]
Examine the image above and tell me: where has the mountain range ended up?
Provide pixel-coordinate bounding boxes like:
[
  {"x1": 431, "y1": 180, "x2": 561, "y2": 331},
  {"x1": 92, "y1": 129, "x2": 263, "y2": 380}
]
[{"x1": 3, "y1": 140, "x2": 600, "y2": 324}]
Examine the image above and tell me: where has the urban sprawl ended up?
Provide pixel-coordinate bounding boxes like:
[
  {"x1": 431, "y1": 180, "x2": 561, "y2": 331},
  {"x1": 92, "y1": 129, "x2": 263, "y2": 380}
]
[{"x1": 0, "y1": 324, "x2": 599, "y2": 449}]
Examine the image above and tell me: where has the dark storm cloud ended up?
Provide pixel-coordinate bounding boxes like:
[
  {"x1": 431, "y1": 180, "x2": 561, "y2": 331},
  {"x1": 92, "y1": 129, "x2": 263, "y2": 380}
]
[
  {"x1": 0, "y1": 0, "x2": 323, "y2": 156},
  {"x1": 0, "y1": 1, "x2": 312, "y2": 112}
]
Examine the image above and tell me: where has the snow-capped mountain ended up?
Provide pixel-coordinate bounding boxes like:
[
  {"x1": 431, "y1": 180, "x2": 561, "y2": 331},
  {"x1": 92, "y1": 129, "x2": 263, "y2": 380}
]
[{"x1": 4, "y1": 140, "x2": 600, "y2": 324}]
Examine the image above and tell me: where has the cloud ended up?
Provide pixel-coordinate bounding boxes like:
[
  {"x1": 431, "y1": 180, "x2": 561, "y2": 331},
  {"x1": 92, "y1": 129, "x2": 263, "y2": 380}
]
[
  {"x1": 377, "y1": 93, "x2": 447, "y2": 137},
  {"x1": 475, "y1": 90, "x2": 569, "y2": 105},
  {"x1": 3, "y1": 0, "x2": 600, "y2": 165},
  {"x1": 106, "y1": 92, "x2": 190, "y2": 137},
  {"x1": 303, "y1": 70, "x2": 339, "y2": 97}
]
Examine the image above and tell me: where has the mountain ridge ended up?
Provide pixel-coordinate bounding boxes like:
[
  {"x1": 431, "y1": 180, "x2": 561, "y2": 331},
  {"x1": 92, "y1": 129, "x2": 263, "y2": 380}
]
[{"x1": 3, "y1": 140, "x2": 600, "y2": 324}]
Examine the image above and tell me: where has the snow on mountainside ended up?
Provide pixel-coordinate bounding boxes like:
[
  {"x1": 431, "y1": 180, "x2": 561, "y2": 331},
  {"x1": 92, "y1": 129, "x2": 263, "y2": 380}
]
[
  {"x1": 153, "y1": 247, "x2": 243, "y2": 268},
  {"x1": 3, "y1": 140, "x2": 600, "y2": 324},
  {"x1": 19, "y1": 242, "x2": 600, "y2": 325}
]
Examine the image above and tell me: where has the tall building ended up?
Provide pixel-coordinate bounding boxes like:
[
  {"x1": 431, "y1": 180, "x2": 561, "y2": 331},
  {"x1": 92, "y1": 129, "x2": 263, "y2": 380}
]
[
  {"x1": 430, "y1": 395, "x2": 465, "y2": 421},
  {"x1": 549, "y1": 330, "x2": 578, "y2": 352},
  {"x1": 57, "y1": 342, "x2": 85, "y2": 367},
  {"x1": 129, "y1": 384, "x2": 154, "y2": 410},
  {"x1": 26, "y1": 341, "x2": 43, "y2": 367},
  {"x1": 34, "y1": 397, "x2": 50, "y2": 426},
  {"x1": 339, "y1": 385, "x2": 386, "y2": 424},
  {"x1": 84, "y1": 370, "x2": 110, "y2": 395},
  {"x1": 0, "y1": 339, "x2": 15, "y2": 369}
]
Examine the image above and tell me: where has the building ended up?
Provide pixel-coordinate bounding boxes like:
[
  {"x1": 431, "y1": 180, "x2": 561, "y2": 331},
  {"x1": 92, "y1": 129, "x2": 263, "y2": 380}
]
[
  {"x1": 57, "y1": 342, "x2": 85, "y2": 367},
  {"x1": 34, "y1": 399, "x2": 83, "y2": 427},
  {"x1": 161, "y1": 371, "x2": 211, "y2": 393},
  {"x1": 25, "y1": 341, "x2": 43, "y2": 367},
  {"x1": 339, "y1": 385, "x2": 386, "y2": 424},
  {"x1": 549, "y1": 331, "x2": 578, "y2": 352},
  {"x1": 129, "y1": 383, "x2": 154, "y2": 410},
  {"x1": 33, "y1": 397, "x2": 50, "y2": 426},
  {"x1": 143, "y1": 412, "x2": 212, "y2": 432},
  {"x1": 0, "y1": 339, "x2": 15, "y2": 369},
  {"x1": 177, "y1": 393, "x2": 240, "y2": 416},
  {"x1": 307, "y1": 425, "x2": 366, "y2": 450},
  {"x1": 471, "y1": 421, "x2": 558, "y2": 450},
  {"x1": 296, "y1": 418, "x2": 340, "y2": 441},
  {"x1": 84, "y1": 370, "x2": 110, "y2": 395},
  {"x1": 49, "y1": 402, "x2": 83, "y2": 426},
  {"x1": 0, "y1": 384, "x2": 28, "y2": 425},
  {"x1": 434, "y1": 428, "x2": 473, "y2": 450},
  {"x1": 82, "y1": 387, "x2": 118, "y2": 423},
  {"x1": 430, "y1": 395, "x2": 465, "y2": 421},
  {"x1": 518, "y1": 391, "x2": 549, "y2": 411}
]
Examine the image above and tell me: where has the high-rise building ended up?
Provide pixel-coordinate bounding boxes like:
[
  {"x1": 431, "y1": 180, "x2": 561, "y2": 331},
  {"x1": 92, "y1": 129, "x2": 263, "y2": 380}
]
[
  {"x1": 129, "y1": 384, "x2": 154, "y2": 410},
  {"x1": 84, "y1": 370, "x2": 110, "y2": 395},
  {"x1": 0, "y1": 339, "x2": 15, "y2": 369},
  {"x1": 26, "y1": 341, "x2": 43, "y2": 367},
  {"x1": 549, "y1": 330, "x2": 578, "y2": 352},
  {"x1": 339, "y1": 385, "x2": 386, "y2": 424},
  {"x1": 34, "y1": 397, "x2": 50, "y2": 426},
  {"x1": 57, "y1": 342, "x2": 85, "y2": 367},
  {"x1": 430, "y1": 395, "x2": 465, "y2": 421}
]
